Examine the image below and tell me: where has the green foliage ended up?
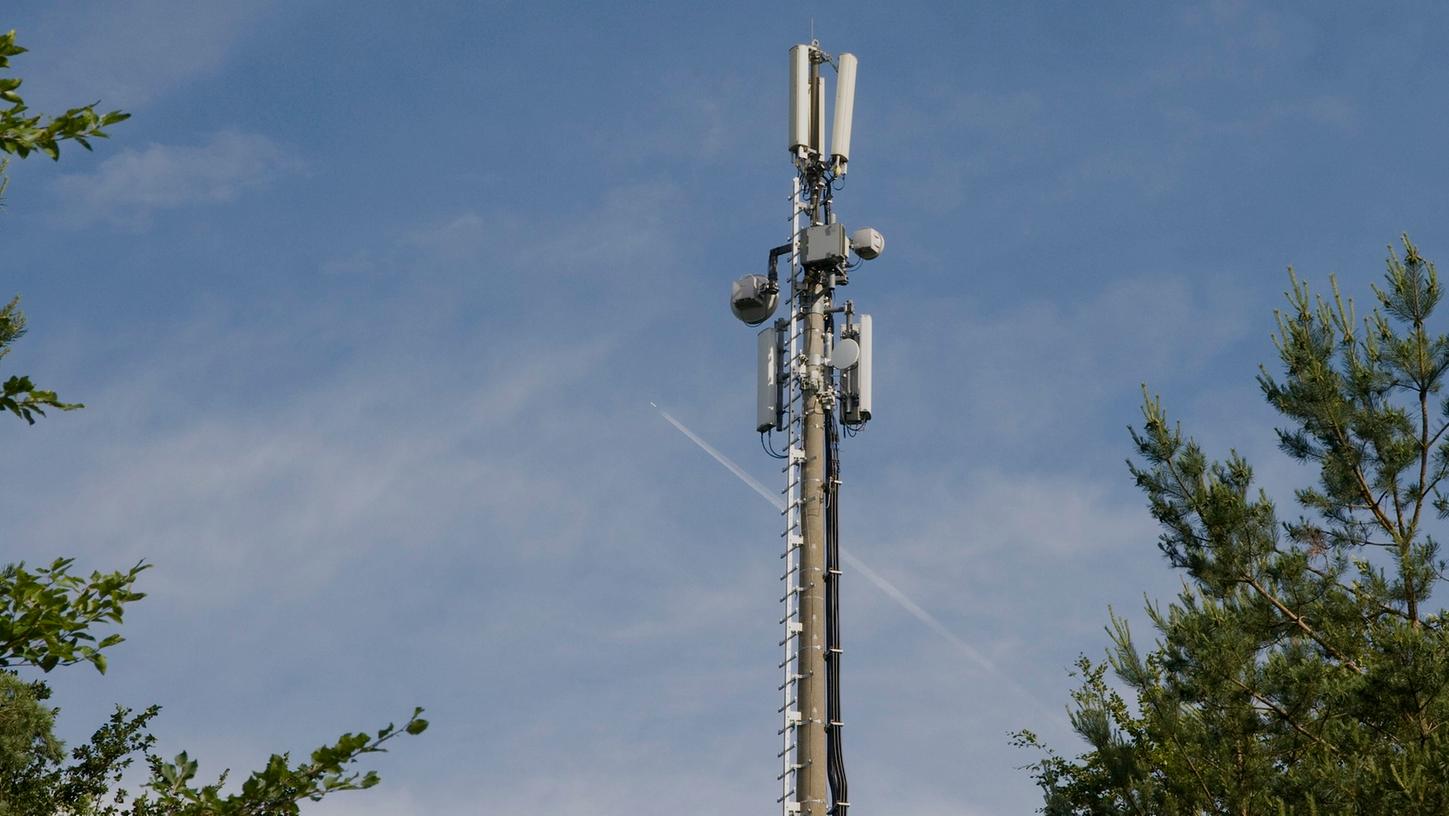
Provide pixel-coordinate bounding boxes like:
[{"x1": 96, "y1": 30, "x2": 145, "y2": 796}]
[
  {"x1": 0, "y1": 30, "x2": 128, "y2": 160},
  {"x1": 135, "y1": 710, "x2": 430, "y2": 816},
  {"x1": 0, "y1": 559, "x2": 147, "y2": 674},
  {"x1": 0, "y1": 673, "x2": 63, "y2": 794},
  {"x1": 0, "y1": 683, "x2": 158, "y2": 816},
  {"x1": 0, "y1": 297, "x2": 83, "y2": 424},
  {"x1": 1019, "y1": 236, "x2": 1449, "y2": 814},
  {"x1": 0, "y1": 23, "x2": 115, "y2": 419}
]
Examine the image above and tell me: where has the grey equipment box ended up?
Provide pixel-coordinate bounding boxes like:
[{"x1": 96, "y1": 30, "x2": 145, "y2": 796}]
[{"x1": 801, "y1": 223, "x2": 848, "y2": 270}]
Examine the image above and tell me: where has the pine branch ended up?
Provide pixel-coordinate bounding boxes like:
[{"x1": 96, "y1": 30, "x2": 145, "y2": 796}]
[
  {"x1": 1329, "y1": 419, "x2": 1403, "y2": 550},
  {"x1": 1229, "y1": 676, "x2": 1337, "y2": 755},
  {"x1": 1244, "y1": 575, "x2": 1362, "y2": 673}
]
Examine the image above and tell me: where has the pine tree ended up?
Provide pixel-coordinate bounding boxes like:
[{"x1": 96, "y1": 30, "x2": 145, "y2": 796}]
[{"x1": 1016, "y1": 237, "x2": 1449, "y2": 815}]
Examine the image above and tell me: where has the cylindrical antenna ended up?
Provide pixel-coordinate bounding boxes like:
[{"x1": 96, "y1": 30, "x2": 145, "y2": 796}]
[
  {"x1": 789, "y1": 45, "x2": 812, "y2": 155},
  {"x1": 830, "y1": 53, "x2": 857, "y2": 175}
]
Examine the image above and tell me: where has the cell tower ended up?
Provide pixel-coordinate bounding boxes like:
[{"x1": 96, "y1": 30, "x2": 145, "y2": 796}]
[{"x1": 730, "y1": 40, "x2": 881, "y2": 816}]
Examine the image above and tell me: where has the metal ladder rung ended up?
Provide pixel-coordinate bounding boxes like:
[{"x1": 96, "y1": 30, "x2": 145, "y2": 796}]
[{"x1": 775, "y1": 764, "x2": 804, "y2": 780}]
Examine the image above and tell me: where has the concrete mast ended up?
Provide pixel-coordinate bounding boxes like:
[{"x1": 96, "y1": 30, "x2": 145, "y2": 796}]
[{"x1": 797, "y1": 104, "x2": 830, "y2": 813}]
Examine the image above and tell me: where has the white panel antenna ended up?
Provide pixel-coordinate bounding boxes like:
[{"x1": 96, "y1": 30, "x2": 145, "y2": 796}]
[
  {"x1": 789, "y1": 45, "x2": 812, "y2": 154},
  {"x1": 843, "y1": 315, "x2": 872, "y2": 424},
  {"x1": 830, "y1": 53, "x2": 857, "y2": 174}
]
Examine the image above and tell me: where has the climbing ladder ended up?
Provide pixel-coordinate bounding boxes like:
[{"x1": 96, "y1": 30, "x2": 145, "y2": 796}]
[{"x1": 777, "y1": 175, "x2": 808, "y2": 816}]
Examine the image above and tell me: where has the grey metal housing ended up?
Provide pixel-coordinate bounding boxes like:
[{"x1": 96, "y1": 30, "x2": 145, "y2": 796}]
[
  {"x1": 801, "y1": 223, "x2": 848, "y2": 270},
  {"x1": 757, "y1": 324, "x2": 783, "y2": 432},
  {"x1": 841, "y1": 314, "x2": 872, "y2": 425}
]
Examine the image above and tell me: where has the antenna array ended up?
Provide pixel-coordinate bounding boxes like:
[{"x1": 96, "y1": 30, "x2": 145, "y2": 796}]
[{"x1": 731, "y1": 40, "x2": 883, "y2": 816}]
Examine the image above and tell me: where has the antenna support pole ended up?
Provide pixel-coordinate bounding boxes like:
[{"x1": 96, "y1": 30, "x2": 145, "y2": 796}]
[
  {"x1": 797, "y1": 251, "x2": 830, "y2": 816},
  {"x1": 794, "y1": 48, "x2": 836, "y2": 816},
  {"x1": 768, "y1": 39, "x2": 866, "y2": 816}
]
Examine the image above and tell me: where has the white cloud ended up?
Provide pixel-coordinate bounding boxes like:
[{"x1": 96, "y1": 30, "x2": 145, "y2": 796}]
[
  {"x1": 19, "y1": 2, "x2": 280, "y2": 109},
  {"x1": 905, "y1": 469, "x2": 1156, "y2": 558},
  {"x1": 317, "y1": 181, "x2": 684, "y2": 292},
  {"x1": 17, "y1": 329, "x2": 616, "y2": 606},
  {"x1": 52, "y1": 131, "x2": 301, "y2": 227},
  {"x1": 401, "y1": 182, "x2": 682, "y2": 277},
  {"x1": 878, "y1": 272, "x2": 1249, "y2": 461},
  {"x1": 584, "y1": 68, "x2": 763, "y2": 167}
]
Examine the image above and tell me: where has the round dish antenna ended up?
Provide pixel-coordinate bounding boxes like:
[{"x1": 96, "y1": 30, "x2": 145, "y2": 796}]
[{"x1": 832, "y1": 337, "x2": 860, "y2": 369}]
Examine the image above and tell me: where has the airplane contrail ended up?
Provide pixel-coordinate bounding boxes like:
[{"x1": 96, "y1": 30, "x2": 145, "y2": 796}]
[
  {"x1": 654, "y1": 403, "x2": 779, "y2": 511},
  {"x1": 652, "y1": 402, "x2": 1066, "y2": 727}
]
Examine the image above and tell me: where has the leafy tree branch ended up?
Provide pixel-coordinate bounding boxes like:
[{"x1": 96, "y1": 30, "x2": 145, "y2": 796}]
[{"x1": 0, "y1": 30, "x2": 128, "y2": 160}]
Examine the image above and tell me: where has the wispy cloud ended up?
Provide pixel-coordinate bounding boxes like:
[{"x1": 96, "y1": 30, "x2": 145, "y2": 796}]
[
  {"x1": 402, "y1": 182, "x2": 682, "y2": 276},
  {"x1": 654, "y1": 403, "x2": 1078, "y2": 726},
  {"x1": 52, "y1": 131, "x2": 301, "y2": 227},
  {"x1": 18, "y1": 331, "x2": 615, "y2": 606},
  {"x1": 19, "y1": 2, "x2": 280, "y2": 109},
  {"x1": 880, "y1": 272, "x2": 1249, "y2": 461}
]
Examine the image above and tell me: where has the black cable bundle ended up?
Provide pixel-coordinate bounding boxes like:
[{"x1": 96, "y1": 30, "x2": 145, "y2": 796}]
[{"x1": 824, "y1": 408, "x2": 848, "y2": 815}]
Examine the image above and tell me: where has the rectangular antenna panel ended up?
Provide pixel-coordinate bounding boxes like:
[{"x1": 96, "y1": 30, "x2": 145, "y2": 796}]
[
  {"x1": 757, "y1": 324, "x2": 783, "y2": 432},
  {"x1": 789, "y1": 45, "x2": 811, "y2": 153},
  {"x1": 855, "y1": 314, "x2": 872, "y2": 423},
  {"x1": 831, "y1": 53, "x2": 857, "y2": 172},
  {"x1": 842, "y1": 315, "x2": 872, "y2": 425}
]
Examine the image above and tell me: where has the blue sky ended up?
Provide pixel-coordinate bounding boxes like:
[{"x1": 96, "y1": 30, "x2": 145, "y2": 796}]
[{"x1": 6, "y1": 2, "x2": 1449, "y2": 814}]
